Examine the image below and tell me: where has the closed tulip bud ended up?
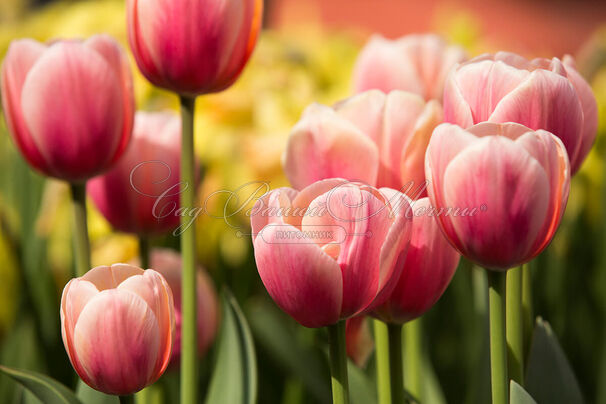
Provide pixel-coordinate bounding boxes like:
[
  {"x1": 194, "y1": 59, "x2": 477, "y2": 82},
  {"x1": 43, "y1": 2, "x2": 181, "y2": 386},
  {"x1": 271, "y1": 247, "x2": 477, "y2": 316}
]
[
  {"x1": 283, "y1": 90, "x2": 442, "y2": 197},
  {"x1": 352, "y1": 34, "x2": 466, "y2": 101},
  {"x1": 345, "y1": 316, "x2": 374, "y2": 367},
  {"x1": 60, "y1": 264, "x2": 175, "y2": 395},
  {"x1": 1, "y1": 35, "x2": 134, "y2": 182},
  {"x1": 146, "y1": 248, "x2": 219, "y2": 367},
  {"x1": 372, "y1": 196, "x2": 460, "y2": 324},
  {"x1": 443, "y1": 51, "x2": 598, "y2": 174},
  {"x1": 425, "y1": 122, "x2": 570, "y2": 271},
  {"x1": 88, "y1": 111, "x2": 185, "y2": 235},
  {"x1": 250, "y1": 179, "x2": 412, "y2": 328},
  {"x1": 126, "y1": 0, "x2": 263, "y2": 96}
]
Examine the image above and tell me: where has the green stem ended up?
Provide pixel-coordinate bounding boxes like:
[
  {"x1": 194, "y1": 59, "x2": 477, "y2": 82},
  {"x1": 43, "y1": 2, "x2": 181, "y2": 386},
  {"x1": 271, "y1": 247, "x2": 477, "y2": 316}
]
[
  {"x1": 179, "y1": 95, "x2": 198, "y2": 404},
  {"x1": 119, "y1": 395, "x2": 134, "y2": 404},
  {"x1": 487, "y1": 270, "x2": 508, "y2": 404},
  {"x1": 374, "y1": 319, "x2": 391, "y2": 404},
  {"x1": 522, "y1": 262, "x2": 533, "y2": 359},
  {"x1": 388, "y1": 323, "x2": 404, "y2": 404},
  {"x1": 328, "y1": 321, "x2": 350, "y2": 404},
  {"x1": 506, "y1": 266, "x2": 524, "y2": 385},
  {"x1": 138, "y1": 235, "x2": 150, "y2": 269},
  {"x1": 403, "y1": 319, "x2": 422, "y2": 402},
  {"x1": 70, "y1": 182, "x2": 91, "y2": 277}
]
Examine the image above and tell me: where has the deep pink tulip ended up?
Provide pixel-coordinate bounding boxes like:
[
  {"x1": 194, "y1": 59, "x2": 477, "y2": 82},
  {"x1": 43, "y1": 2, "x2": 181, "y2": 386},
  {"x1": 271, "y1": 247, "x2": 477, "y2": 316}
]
[
  {"x1": 250, "y1": 179, "x2": 412, "y2": 328},
  {"x1": 88, "y1": 111, "x2": 185, "y2": 235},
  {"x1": 127, "y1": 0, "x2": 263, "y2": 96},
  {"x1": 352, "y1": 34, "x2": 466, "y2": 101},
  {"x1": 425, "y1": 122, "x2": 570, "y2": 271},
  {"x1": 60, "y1": 264, "x2": 175, "y2": 395},
  {"x1": 147, "y1": 248, "x2": 219, "y2": 368},
  {"x1": 443, "y1": 51, "x2": 598, "y2": 174},
  {"x1": 372, "y1": 196, "x2": 459, "y2": 324},
  {"x1": 283, "y1": 90, "x2": 442, "y2": 197},
  {"x1": 1, "y1": 35, "x2": 134, "y2": 182}
]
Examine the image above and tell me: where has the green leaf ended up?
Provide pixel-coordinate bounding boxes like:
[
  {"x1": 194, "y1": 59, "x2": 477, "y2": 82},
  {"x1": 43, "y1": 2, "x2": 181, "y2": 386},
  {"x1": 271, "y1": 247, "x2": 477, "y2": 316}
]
[
  {"x1": 525, "y1": 317, "x2": 584, "y2": 404},
  {"x1": 76, "y1": 380, "x2": 118, "y2": 404},
  {"x1": 348, "y1": 361, "x2": 376, "y2": 404},
  {"x1": 0, "y1": 365, "x2": 81, "y2": 404},
  {"x1": 510, "y1": 381, "x2": 537, "y2": 404},
  {"x1": 205, "y1": 290, "x2": 257, "y2": 404}
]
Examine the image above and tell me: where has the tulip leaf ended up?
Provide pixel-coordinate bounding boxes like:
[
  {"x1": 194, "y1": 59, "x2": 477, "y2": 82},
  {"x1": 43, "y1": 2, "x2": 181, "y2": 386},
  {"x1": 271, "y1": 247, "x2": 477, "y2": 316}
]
[
  {"x1": 510, "y1": 381, "x2": 537, "y2": 404},
  {"x1": 347, "y1": 361, "x2": 377, "y2": 404},
  {"x1": 0, "y1": 365, "x2": 81, "y2": 404},
  {"x1": 76, "y1": 380, "x2": 118, "y2": 404},
  {"x1": 205, "y1": 290, "x2": 257, "y2": 404},
  {"x1": 525, "y1": 317, "x2": 584, "y2": 404}
]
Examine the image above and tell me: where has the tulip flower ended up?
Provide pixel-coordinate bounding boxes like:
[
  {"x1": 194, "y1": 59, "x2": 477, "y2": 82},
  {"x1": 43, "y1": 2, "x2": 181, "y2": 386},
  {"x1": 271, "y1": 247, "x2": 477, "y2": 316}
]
[
  {"x1": 352, "y1": 34, "x2": 466, "y2": 101},
  {"x1": 88, "y1": 111, "x2": 185, "y2": 235},
  {"x1": 1, "y1": 35, "x2": 134, "y2": 182},
  {"x1": 60, "y1": 264, "x2": 175, "y2": 395},
  {"x1": 146, "y1": 248, "x2": 219, "y2": 367},
  {"x1": 345, "y1": 316, "x2": 374, "y2": 367},
  {"x1": 250, "y1": 178, "x2": 412, "y2": 328},
  {"x1": 443, "y1": 51, "x2": 598, "y2": 174},
  {"x1": 372, "y1": 196, "x2": 460, "y2": 324},
  {"x1": 425, "y1": 122, "x2": 570, "y2": 271},
  {"x1": 126, "y1": 0, "x2": 263, "y2": 96},
  {"x1": 283, "y1": 90, "x2": 442, "y2": 197}
]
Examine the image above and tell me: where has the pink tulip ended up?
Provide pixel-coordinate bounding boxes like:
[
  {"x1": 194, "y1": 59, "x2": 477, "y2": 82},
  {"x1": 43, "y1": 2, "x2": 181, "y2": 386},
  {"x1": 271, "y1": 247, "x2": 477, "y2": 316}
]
[
  {"x1": 443, "y1": 51, "x2": 598, "y2": 174},
  {"x1": 283, "y1": 90, "x2": 442, "y2": 197},
  {"x1": 345, "y1": 316, "x2": 374, "y2": 367},
  {"x1": 425, "y1": 122, "x2": 570, "y2": 271},
  {"x1": 250, "y1": 179, "x2": 412, "y2": 328},
  {"x1": 127, "y1": 0, "x2": 263, "y2": 96},
  {"x1": 60, "y1": 264, "x2": 174, "y2": 395},
  {"x1": 88, "y1": 111, "x2": 185, "y2": 235},
  {"x1": 372, "y1": 196, "x2": 460, "y2": 324},
  {"x1": 146, "y1": 248, "x2": 219, "y2": 368},
  {"x1": 1, "y1": 35, "x2": 134, "y2": 182},
  {"x1": 352, "y1": 34, "x2": 466, "y2": 101}
]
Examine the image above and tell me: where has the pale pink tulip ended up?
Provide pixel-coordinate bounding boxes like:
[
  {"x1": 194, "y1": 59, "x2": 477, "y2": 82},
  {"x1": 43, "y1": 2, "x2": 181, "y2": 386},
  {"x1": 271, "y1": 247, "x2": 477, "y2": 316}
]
[
  {"x1": 147, "y1": 248, "x2": 219, "y2": 367},
  {"x1": 443, "y1": 51, "x2": 598, "y2": 174},
  {"x1": 127, "y1": 0, "x2": 263, "y2": 96},
  {"x1": 372, "y1": 196, "x2": 459, "y2": 324},
  {"x1": 283, "y1": 90, "x2": 442, "y2": 197},
  {"x1": 250, "y1": 179, "x2": 412, "y2": 328},
  {"x1": 352, "y1": 34, "x2": 466, "y2": 101},
  {"x1": 425, "y1": 122, "x2": 570, "y2": 271},
  {"x1": 1, "y1": 35, "x2": 134, "y2": 182},
  {"x1": 88, "y1": 111, "x2": 185, "y2": 235},
  {"x1": 60, "y1": 264, "x2": 174, "y2": 395}
]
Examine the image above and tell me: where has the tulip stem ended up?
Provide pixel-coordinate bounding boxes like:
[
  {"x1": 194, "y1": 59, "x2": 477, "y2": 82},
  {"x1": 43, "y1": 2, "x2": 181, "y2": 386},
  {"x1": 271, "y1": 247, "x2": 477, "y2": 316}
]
[
  {"x1": 487, "y1": 270, "x2": 508, "y2": 404},
  {"x1": 139, "y1": 236, "x2": 150, "y2": 269},
  {"x1": 179, "y1": 95, "x2": 198, "y2": 404},
  {"x1": 374, "y1": 319, "x2": 391, "y2": 404},
  {"x1": 119, "y1": 395, "x2": 134, "y2": 404},
  {"x1": 404, "y1": 318, "x2": 422, "y2": 401},
  {"x1": 388, "y1": 323, "x2": 404, "y2": 404},
  {"x1": 69, "y1": 182, "x2": 91, "y2": 277},
  {"x1": 506, "y1": 266, "x2": 524, "y2": 385},
  {"x1": 522, "y1": 263, "x2": 533, "y2": 358},
  {"x1": 328, "y1": 321, "x2": 350, "y2": 404}
]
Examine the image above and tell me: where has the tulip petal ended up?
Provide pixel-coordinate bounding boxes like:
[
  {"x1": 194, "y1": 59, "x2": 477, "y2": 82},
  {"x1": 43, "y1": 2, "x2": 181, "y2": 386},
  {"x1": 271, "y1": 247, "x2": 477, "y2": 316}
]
[
  {"x1": 442, "y1": 137, "x2": 550, "y2": 269},
  {"x1": 284, "y1": 104, "x2": 379, "y2": 190},
  {"x1": 253, "y1": 224, "x2": 343, "y2": 327},
  {"x1": 250, "y1": 187, "x2": 298, "y2": 241},
  {"x1": 0, "y1": 39, "x2": 48, "y2": 173},
  {"x1": 73, "y1": 289, "x2": 161, "y2": 395},
  {"x1": 489, "y1": 69, "x2": 584, "y2": 170},
  {"x1": 82, "y1": 264, "x2": 144, "y2": 291}
]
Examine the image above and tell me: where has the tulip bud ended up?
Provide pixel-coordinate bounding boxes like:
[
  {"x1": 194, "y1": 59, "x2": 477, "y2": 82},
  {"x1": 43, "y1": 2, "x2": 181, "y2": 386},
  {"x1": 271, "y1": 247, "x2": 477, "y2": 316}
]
[
  {"x1": 283, "y1": 90, "x2": 442, "y2": 198},
  {"x1": 1, "y1": 35, "x2": 134, "y2": 182},
  {"x1": 88, "y1": 111, "x2": 185, "y2": 235},
  {"x1": 60, "y1": 264, "x2": 174, "y2": 395},
  {"x1": 345, "y1": 316, "x2": 374, "y2": 367},
  {"x1": 425, "y1": 122, "x2": 570, "y2": 270},
  {"x1": 250, "y1": 179, "x2": 412, "y2": 328},
  {"x1": 443, "y1": 51, "x2": 598, "y2": 174},
  {"x1": 372, "y1": 196, "x2": 459, "y2": 324},
  {"x1": 146, "y1": 248, "x2": 219, "y2": 367},
  {"x1": 352, "y1": 34, "x2": 466, "y2": 101},
  {"x1": 126, "y1": 0, "x2": 263, "y2": 96}
]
